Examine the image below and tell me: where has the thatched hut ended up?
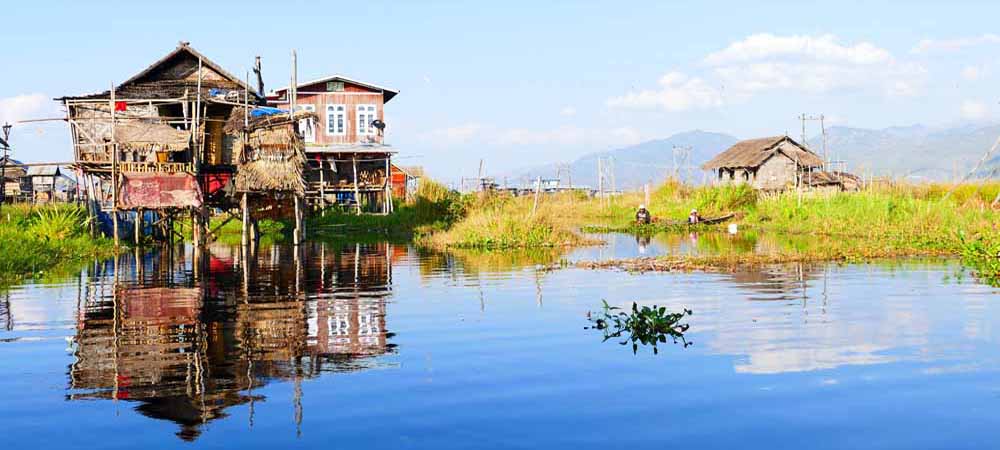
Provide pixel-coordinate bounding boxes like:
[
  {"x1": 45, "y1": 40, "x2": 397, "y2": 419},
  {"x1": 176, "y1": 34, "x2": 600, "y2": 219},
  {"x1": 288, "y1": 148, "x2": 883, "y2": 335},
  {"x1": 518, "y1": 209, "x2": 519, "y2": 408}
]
[
  {"x1": 702, "y1": 136, "x2": 824, "y2": 191},
  {"x1": 226, "y1": 109, "x2": 315, "y2": 195}
]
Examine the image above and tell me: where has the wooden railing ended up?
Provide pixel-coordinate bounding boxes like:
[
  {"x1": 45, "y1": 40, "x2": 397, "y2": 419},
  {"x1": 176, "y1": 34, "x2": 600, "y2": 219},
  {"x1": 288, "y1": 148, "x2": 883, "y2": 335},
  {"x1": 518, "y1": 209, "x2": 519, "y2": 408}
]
[{"x1": 118, "y1": 162, "x2": 194, "y2": 174}]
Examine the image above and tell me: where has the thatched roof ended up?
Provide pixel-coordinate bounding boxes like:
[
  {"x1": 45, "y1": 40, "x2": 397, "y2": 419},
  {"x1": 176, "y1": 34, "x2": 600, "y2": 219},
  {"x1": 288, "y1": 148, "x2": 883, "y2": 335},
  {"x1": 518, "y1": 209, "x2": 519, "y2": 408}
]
[
  {"x1": 115, "y1": 122, "x2": 191, "y2": 153},
  {"x1": 57, "y1": 42, "x2": 259, "y2": 101},
  {"x1": 804, "y1": 170, "x2": 862, "y2": 187},
  {"x1": 702, "y1": 136, "x2": 823, "y2": 170},
  {"x1": 233, "y1": 111, "x2": 312, "y2": 194}
]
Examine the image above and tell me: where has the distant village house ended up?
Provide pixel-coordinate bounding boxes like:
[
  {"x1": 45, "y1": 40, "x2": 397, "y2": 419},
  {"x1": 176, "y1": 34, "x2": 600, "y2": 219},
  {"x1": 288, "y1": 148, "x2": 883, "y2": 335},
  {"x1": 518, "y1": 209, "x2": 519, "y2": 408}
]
[{"x1": 702, "y1": 135, "x2": 858, "y2": 192}]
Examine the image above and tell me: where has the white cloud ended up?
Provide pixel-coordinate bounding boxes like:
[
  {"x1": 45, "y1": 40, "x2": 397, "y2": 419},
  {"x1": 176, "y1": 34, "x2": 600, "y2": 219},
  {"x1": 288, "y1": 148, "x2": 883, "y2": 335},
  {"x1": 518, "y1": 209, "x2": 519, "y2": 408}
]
[
  {"x1": 559, "y1": 106, "x2": 577, "y2": 117},
  {"x1": 0, "y1": 93, "x2": 52, "y2": 126},
  {"x1": 704, "y1": 33, "x2": 891, "y2": 66},
  {"x1": 961, "y1": 65, "x2": 984, "y2": 81},
  {"x1": 960, "y1": 100, "x2": 989, "y2": 120},
  {"x1": 418, "y1": 123, "x2": 484, "y2": 145},
  {"x1": 609, "y1": 34, "x2": 923, "y2": 112},
  {"x1": 606, "y1": 71, "x2": 724, "y2": 111},
  {"x1": 911, "y1": 34, "x2": 1000, "y2": 54}
]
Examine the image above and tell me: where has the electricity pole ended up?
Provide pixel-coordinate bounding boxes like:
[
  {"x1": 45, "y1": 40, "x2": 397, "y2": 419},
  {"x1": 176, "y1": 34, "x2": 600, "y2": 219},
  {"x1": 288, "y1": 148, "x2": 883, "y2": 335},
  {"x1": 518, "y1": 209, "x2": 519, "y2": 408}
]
[
  {"x1": 799, "y1": 113, "x2": 827, "y2": 168},
  {"x1": 0, "y1": 123, "x2": 11, "y2": 211}
]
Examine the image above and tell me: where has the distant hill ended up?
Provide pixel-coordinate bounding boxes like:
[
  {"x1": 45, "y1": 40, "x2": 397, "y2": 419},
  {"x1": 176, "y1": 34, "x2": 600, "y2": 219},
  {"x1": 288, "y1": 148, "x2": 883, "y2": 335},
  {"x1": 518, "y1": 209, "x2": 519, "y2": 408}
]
[
  {"x1": 810, "y1": 124, "x2": 1000, "y2": 181},
  {"x1": 505, "y1": 130, "x2": 739, "y2": 190}
]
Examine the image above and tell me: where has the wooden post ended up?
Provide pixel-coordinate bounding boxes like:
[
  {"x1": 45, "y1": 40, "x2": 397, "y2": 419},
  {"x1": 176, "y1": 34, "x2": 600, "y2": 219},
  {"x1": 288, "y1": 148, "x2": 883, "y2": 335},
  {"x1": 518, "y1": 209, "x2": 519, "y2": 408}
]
[
  {"x1": 319, "y1": 158, "x2": 326, "y2": 213},
  {"x1": 352, "y1": 156, "x2": 361, "y2": 215},
  {"x1": 110, "y1": 82, "x2": 119, "y2": 248},
  {"x1": 293, "y1": 195, "x2": 303, "y2": 246},
  {"x1": 241, "y1": 193, "x2": 249, "y2": 247},
  {"x1": 531, "y1": 176, "x2": 541, "y2": 216},
  {"x1": 384, "y1": 156, "x2": 390, "y2": 214},
  {"x1": 134, "y1": 209, "x2": 142, "y2": 246}
]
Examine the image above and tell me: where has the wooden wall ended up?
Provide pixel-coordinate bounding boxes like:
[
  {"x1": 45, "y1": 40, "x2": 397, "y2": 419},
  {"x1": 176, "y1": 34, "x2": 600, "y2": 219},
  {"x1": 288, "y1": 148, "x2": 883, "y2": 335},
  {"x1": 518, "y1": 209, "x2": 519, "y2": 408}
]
[{"x1": 269, "y1": 80, "x2": 386, "y2": 147}]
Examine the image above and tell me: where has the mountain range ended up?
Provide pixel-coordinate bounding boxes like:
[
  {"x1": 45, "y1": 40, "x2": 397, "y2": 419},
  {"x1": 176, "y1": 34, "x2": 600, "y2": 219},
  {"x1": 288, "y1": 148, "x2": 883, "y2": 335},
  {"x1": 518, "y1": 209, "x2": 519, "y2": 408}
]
[{"x1": 504, "y1": 124, "x2": 1000, "y2": 189}]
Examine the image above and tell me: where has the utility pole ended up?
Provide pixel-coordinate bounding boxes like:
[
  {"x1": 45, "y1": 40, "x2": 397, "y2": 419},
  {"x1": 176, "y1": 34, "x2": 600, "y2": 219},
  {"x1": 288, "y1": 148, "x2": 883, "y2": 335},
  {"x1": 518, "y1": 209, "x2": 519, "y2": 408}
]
[
  {"x1": 672, "y1": 145, "x2": 692, "y2": 182},
  {"x1": 799, "y1": 113, "x2": 827, "y2": 168},
  {"x1": 0, "y1": 123, "x2": 11, "y2": 211}
]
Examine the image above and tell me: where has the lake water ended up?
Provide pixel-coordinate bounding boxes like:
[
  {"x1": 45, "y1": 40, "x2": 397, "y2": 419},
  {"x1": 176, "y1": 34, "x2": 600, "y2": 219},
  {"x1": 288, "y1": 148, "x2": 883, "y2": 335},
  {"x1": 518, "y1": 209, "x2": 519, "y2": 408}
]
[{"x1": 1, "y1": 236, "x2": 999, "y2": 449}]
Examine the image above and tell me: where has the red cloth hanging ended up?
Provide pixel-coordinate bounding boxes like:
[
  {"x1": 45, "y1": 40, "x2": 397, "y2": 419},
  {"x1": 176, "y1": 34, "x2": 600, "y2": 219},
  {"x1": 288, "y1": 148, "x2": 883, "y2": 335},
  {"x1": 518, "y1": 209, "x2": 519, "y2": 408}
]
[{"x1": 114, "y1": 101, "x2": 127, "y2": 112}]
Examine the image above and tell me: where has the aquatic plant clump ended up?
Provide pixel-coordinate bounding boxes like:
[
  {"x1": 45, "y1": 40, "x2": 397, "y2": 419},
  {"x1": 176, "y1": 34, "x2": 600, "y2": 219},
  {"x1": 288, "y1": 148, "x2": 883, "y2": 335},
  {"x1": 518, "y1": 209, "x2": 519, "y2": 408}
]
[
  {"x1": 587, "y1": 300, "x2": 692, "y2": 354},
  {"x1": 958, "y1": 231, "x2": 1000, "y2": 287}
]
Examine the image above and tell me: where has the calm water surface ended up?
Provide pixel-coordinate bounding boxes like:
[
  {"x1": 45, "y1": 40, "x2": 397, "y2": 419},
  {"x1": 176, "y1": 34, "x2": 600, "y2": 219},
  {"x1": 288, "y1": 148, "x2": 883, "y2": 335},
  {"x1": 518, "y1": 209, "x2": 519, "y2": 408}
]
[{"x1": 1, "y1": 236, "x2": 999, "y2": 449}]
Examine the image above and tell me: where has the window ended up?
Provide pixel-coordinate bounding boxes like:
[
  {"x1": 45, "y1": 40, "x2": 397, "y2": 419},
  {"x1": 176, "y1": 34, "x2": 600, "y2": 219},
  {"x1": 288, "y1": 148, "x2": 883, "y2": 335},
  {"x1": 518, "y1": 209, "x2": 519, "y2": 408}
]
[
  {"x1": 326, "y1": 81, "x2": 344, "y2": 92},
  {"x1": 326, "y1": 104, "x2": 346, "y2": 136},
  {"x1": 295, "y1": 104, "x2": 316, "y2": 143},
  {"x1": 356, "y1": 104, "x2": 377, "y2": 137}
]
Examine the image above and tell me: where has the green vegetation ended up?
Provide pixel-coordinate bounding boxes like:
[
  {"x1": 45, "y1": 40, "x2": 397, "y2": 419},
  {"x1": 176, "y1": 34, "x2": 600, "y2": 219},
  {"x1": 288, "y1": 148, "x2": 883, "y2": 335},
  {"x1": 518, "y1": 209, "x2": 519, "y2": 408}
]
[
  {"x1": 424, "y1": 193, "x2": 593, "y2": 249},
  {"x1": 0, "y1": 204, "x2": 112, "y2": 286},
  {"x1": 587, "y1": 300, "x2": 692, "y2": 354},
  {"x1": 958, "y1": 232, "x2": 1000, "y2": 287},
  {"x1": 309, "y1": 179, "x2": 465, "y2": 239}
]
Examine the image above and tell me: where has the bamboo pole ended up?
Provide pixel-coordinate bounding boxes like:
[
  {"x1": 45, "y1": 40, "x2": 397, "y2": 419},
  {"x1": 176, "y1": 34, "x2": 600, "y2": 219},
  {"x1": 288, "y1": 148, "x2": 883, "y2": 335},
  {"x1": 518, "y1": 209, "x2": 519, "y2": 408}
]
[
  {"x1": 241, "y1": 193, "x2": 249, "y2": 248},
  {"x1": 352, "y1": 156, "x2": 361, "y2": 215},
  {"x1": 319, "y1": 159, "x2": 326, "y2": 213},
  {"x1": 110, "y1": 82, "x2": 119, "y2": 248},
  {"x1": 134, "y1": 209, "x2": 142, "y2": 246},
  {"x1": 384, "y1": 156, "x2": 390, "y2": 214}
]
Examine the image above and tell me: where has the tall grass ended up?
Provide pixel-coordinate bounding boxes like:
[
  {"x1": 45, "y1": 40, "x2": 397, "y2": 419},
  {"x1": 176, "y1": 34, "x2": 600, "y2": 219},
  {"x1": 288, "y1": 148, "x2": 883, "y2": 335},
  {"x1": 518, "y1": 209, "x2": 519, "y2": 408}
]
[
  {"x1": 0, "y1": 204, "x2": 112, "y2": 285},
  {"x1": 310, "y1": 179, "x2": 466, "y2": 238}
]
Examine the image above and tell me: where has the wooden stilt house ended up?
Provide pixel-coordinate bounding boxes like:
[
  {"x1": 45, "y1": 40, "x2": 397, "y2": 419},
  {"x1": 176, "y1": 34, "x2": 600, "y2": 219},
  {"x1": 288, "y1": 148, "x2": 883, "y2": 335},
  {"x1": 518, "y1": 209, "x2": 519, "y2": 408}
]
[
  {"x1": 57, "y1": 42, "x2": 310, "y2": 244},
  {"x1": 267, "y1": 75, "x2": 399, "y2": 214}
]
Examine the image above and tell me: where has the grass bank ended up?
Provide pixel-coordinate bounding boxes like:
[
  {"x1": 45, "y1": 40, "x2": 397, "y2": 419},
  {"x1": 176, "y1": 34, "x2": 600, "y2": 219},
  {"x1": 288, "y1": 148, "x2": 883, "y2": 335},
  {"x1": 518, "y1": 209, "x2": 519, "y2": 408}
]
[
  {"x1": 567, "y1": 180, "x2": 999, "y2": 277},
  {"x1": 0, "y1": 204, "x2": 113, "y2": 286}
]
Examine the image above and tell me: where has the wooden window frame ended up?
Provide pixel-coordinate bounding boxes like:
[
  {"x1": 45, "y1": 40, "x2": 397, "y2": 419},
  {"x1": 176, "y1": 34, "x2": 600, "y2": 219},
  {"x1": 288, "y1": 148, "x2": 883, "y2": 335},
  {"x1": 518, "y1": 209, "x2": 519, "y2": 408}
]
[
  {"x1": 356, "y1": 104, "x2": 377, "y2": 137},
  {"x1": 326, "y1": 104, "x2": 347, "y2": 136}
]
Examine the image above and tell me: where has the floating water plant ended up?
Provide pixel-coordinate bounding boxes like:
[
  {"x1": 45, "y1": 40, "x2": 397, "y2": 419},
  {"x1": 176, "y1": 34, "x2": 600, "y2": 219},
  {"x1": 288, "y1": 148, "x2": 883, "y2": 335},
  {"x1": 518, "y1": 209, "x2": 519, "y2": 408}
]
[{"x1": 586, "y1": 300, "x2": 692, "y2": 354}]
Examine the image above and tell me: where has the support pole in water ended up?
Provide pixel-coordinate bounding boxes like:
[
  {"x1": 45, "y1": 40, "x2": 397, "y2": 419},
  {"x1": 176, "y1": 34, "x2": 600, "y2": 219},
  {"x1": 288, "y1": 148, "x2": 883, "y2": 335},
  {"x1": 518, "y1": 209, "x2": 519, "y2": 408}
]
[
  {"x1": 110, "y1": 82, "x2": 119, "y2": 248},
  {"x1": 134, "y1": 209, "x2": 142, "y2": 246},
  {"x1": 241, "y1": 193, "x2": 249, "y2": 248},
  {"x1": 293, "y1": 195, "x2": 303, "y2": 246}
]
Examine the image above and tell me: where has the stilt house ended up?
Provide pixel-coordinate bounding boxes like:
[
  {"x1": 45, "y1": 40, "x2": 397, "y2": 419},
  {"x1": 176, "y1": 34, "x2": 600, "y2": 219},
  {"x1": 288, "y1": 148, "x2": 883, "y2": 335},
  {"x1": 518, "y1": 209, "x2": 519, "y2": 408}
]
[
  {"x1": 58, "y1": 42, "x2": 311, "y2": 243},
  {"x1": 267, "y1": 75, "x2": 399, "y2": 214}
]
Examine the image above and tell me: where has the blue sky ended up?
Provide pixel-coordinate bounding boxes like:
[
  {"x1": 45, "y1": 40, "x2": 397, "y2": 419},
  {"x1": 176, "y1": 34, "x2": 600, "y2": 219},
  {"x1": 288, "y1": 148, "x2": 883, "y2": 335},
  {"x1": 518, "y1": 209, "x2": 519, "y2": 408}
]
[{"x1": 2, "y1": 0, "x2": 999, "y2": 180}]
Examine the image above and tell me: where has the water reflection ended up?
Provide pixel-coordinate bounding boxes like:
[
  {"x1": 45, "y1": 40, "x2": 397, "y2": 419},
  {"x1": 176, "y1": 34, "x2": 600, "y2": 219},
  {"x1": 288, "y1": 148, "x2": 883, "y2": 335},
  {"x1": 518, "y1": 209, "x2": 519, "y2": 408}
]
[{"x1": 67, "y1": 242, "x2": 397, "y2": 441}]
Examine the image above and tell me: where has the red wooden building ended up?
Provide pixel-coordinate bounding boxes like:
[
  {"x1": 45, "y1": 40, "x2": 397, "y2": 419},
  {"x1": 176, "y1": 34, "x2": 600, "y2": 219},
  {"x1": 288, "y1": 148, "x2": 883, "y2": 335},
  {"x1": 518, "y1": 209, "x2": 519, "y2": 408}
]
[{"x1": 267, "y1": 75, "x2": 400, "y2": 213}]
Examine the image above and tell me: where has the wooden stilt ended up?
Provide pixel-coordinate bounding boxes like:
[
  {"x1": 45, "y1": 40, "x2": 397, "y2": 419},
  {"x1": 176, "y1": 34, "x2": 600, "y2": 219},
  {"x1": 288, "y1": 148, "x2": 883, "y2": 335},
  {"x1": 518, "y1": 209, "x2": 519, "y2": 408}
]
[
  {"x1": 319, "y1": 159, "x2": 326, "y2": 214},
  {"x1": 293, "y1": 195, "x2": 303, "y2": 246},
  {"x1": 134, "y1": 209, "x2": 142, "y2": 246},
  {"x1": 241, "y1": 193, "x2": 249, "y2": 248},
  {"x1": 110, "y1": 83, "x2": 119, "y2": 248},
  {"x1": 352, "y1": 156, "x2": 361, "y2": 215}
]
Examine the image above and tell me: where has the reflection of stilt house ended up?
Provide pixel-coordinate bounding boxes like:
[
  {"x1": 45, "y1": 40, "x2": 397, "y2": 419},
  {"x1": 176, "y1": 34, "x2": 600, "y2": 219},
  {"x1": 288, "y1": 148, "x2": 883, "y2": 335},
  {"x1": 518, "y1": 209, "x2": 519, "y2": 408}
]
[
  {"x1": 69, "y1": 242, "x2": 396, "y2": 442},
  {"x1": 267, "y1": 75, "x2": 399, "y2": 214},
  {"x1": 58, "y1": 42, "x2": 309, "y2": 244}
]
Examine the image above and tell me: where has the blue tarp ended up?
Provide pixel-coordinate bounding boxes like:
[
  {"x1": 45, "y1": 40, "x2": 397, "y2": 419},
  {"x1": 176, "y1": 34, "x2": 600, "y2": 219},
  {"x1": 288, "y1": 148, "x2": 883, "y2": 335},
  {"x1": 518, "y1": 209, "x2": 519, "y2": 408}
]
[{"x1": 250, "y1": 107, "x2": 287, "y2": 117}]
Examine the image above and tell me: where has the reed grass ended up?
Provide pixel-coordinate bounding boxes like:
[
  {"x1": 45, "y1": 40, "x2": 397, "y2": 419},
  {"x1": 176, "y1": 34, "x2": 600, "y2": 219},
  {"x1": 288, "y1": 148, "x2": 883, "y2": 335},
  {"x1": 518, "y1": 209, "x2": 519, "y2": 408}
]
[{"x1": 0, "y1": 204, "x2": 112, "y2": 285}]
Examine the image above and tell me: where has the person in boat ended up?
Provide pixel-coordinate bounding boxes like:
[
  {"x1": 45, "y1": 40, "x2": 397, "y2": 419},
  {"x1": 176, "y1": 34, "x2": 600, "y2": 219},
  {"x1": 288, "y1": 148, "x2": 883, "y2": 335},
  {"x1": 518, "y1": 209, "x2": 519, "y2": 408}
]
[
  {"x1": 688, "y1": 209, "x2": 702, "y2": 224},
  {"x1": 635, "y1": 204, "x2": 652, "y2": 224}
]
